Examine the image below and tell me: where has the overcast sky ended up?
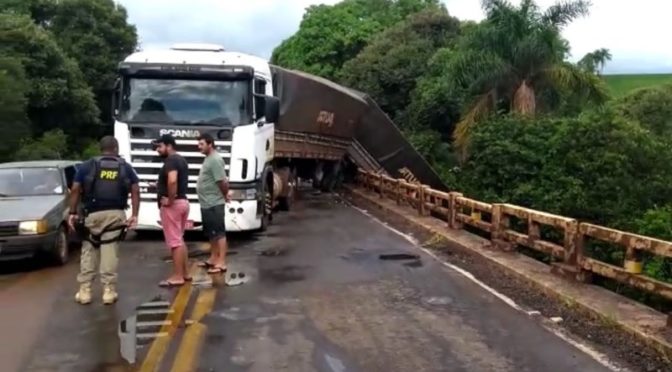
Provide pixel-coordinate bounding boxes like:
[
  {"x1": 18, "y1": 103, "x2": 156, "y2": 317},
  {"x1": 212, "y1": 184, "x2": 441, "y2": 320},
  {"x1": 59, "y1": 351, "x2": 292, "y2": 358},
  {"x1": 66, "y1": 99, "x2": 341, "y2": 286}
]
[{"x1": 118, "y1": 0, "x2": 672, "y2": 74}]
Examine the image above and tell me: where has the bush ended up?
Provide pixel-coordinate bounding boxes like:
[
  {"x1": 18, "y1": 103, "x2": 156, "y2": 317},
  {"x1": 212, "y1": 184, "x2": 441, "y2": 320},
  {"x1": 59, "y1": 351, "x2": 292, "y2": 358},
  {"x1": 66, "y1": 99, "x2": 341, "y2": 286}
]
[
  {"x1": 616, "y1": 84, "x2": 672, "y2": 137},
  {"x1": 460, "y1": 108, "x2": 672, "y2": 228},
  {"x1": 13, "y1": 129, "x2": 69, "y2": 161},
  {"x1": 633, "y1": 207, "x2": 672, "y2": 282},
  {"x1": 79, "y1": 140, "x2": 100, "y2": 160}
]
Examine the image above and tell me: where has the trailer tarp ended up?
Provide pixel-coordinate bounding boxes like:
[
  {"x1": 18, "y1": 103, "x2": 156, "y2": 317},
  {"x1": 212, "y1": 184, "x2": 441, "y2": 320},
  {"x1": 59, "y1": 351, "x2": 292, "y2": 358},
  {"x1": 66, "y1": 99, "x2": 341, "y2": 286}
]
[
  {"x1": 270, "y1": 65, "x2": 447, "y2": 191},
  {"x1": 271, "y1": 66, "x2": 364, "y2": 139}
]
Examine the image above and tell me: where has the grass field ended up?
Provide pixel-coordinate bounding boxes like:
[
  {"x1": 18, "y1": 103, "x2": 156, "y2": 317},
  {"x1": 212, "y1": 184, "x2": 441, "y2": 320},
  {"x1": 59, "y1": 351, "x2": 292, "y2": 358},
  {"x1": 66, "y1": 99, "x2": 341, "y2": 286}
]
[{"x1": 604, "y1": 73, "x2": 672, "y2": 97}]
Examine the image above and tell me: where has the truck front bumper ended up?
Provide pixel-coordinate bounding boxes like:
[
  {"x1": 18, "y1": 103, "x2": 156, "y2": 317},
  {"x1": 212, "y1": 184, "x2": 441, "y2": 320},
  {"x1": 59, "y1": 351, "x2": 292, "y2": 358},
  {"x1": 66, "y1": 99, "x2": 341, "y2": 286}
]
[{"x1": 131, "y1": 200, "x2": 262, "y2": 233}]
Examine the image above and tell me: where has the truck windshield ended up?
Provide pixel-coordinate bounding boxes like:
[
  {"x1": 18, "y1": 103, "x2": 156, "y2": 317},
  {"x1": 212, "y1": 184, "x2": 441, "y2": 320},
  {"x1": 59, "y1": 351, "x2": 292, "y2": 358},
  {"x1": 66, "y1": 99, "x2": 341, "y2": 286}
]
[{"x1": 119, "y1": 78, "x2": 251, "y2": 126}]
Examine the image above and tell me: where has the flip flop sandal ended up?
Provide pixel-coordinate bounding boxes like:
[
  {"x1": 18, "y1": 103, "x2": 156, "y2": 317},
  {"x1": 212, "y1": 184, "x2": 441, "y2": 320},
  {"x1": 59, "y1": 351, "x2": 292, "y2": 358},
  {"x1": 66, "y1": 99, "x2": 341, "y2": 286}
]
[
  {"x1": 226, "y1": 272, "x2": 249, "y2": 286},
  {"x1": 159, "y1": 280, "x2": 185, "y2": 287},
  {"x1": 207, "y1": 266, "x2": 227, "y2": 274},
  {"x1": 183, "y1": 276, "x2": 193, "y2": 282},
  {"x1": 197, "y1": 261, "x2": 215, "y2": 268}
]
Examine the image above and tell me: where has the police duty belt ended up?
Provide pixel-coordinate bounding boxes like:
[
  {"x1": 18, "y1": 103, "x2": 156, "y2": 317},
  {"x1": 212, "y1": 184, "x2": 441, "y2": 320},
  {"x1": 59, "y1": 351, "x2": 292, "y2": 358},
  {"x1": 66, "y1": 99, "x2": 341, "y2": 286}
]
[{"x1": 75, "y1": 219, "x2": 128, "y2": 249}]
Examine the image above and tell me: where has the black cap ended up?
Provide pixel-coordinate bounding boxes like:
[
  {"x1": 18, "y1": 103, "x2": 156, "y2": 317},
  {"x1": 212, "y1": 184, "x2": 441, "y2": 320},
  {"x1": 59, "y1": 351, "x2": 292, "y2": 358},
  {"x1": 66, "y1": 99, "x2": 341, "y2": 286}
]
[{"x1": 152, "y1": 134, "x2": 176, "y2": 147}]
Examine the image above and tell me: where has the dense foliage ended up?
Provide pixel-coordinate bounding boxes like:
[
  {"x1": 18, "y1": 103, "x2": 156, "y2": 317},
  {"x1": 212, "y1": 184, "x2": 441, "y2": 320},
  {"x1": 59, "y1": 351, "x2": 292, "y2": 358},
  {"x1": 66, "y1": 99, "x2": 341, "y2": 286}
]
[
  {"x1": 273, "y1": 0, "x2": 672, "y2": 286},
  {"x1": 271, "y1": 0, "x2": 441, "y2": 81},
  {"x1": 0, "y1": 0, "x2": 136, "y2": 161}
]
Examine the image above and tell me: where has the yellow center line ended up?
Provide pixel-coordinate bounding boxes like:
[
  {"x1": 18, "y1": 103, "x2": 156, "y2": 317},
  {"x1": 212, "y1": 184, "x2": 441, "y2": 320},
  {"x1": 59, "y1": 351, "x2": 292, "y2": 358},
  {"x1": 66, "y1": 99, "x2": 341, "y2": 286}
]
[
  {"x1": 138, "y1": 263, "x2": 198, "y2": 372},
  {"x1": 170, "y1": 288, "x2": 217, "y2": 372}
]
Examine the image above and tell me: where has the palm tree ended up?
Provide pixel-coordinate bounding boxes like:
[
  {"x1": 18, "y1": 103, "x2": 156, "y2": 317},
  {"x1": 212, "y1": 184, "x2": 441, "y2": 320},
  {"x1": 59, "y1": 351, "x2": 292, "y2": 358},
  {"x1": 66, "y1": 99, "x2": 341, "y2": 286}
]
[
  {"x1": 578, "y1": 48, "x2": 612, "y2": 75},
  {"x1": 451, "y1": 0, "x2": 608, "y2": 159}
]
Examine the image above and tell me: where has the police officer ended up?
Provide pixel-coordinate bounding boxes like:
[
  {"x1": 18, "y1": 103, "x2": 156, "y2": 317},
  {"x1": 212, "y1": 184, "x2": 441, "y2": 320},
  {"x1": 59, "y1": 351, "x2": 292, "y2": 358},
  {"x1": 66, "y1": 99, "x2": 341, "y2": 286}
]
[{"x1": 68, "y1": 136, "x2": 140, "y2": 305}]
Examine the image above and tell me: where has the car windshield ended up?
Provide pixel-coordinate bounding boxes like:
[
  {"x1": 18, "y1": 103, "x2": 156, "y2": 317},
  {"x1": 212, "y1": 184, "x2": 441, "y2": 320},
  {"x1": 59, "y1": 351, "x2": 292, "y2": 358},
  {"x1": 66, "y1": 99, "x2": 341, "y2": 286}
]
[
  {"x1": 119, "y1": 78, "x2": 252, "y2": 126},
  {"x1": 0, "y1": 168, "x2": 64, "y2": 197}
]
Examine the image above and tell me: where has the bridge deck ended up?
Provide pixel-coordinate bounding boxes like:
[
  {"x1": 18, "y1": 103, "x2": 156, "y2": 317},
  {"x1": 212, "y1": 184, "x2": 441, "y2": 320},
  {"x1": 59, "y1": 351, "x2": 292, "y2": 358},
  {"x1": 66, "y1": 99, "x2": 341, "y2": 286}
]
[{"x1": 4, "y1": 192, "x2": 614, "y2": 371}]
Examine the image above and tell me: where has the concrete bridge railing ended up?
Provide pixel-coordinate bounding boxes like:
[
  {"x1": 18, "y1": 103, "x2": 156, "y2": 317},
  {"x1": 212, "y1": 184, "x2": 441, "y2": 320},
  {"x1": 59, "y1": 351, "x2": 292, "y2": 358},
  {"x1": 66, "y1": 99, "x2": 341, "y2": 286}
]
[{"x1": 357, "y1": 169, "x2": 672, "y2": 325}]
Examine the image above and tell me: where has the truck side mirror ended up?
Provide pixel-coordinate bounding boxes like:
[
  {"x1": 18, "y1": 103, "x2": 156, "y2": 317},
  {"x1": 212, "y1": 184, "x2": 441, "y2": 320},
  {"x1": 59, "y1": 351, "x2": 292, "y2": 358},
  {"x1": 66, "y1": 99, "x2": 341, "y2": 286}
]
[
  {"x1": 264, "y1": 96, "x2": 280, "y2": 124},
  {"x1": 255, "y1": 95, "x2": 280, "y2": 125},
  {"x1": 110, "y1": 78, "x2": 121, "y2": 122}
]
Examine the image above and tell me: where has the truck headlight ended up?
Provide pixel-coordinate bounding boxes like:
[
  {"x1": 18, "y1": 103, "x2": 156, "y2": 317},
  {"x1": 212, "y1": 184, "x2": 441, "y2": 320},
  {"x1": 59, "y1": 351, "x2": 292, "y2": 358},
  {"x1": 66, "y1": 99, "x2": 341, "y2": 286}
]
[
  {"x1": 229, "y1": 188, "x2": 257, "y2": 200},
  {"x1": 19, "y1": 220, "x2": 49, "y2": 235}
]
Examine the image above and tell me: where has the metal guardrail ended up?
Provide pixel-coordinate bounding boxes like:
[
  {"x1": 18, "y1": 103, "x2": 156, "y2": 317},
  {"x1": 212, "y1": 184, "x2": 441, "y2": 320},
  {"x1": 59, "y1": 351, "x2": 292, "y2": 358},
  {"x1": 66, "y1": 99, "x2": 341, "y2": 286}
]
[{"x1": 356, "y1": 169, "x2": 672, "y2": 322}]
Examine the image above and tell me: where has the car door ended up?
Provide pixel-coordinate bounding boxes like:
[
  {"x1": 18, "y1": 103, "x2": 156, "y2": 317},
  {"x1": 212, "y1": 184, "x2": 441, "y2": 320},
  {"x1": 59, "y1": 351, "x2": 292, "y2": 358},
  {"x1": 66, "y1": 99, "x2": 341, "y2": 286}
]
[{"x1": 62, "y1": 164, "x2": 81, "y2": 239}]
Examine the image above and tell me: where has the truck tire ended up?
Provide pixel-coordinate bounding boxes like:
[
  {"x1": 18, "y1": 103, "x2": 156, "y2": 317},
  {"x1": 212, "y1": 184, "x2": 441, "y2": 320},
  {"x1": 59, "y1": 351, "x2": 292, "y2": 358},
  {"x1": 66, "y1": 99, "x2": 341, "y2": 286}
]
[
  {"x1": 257, "y1": 174, "x2": 274, "y2": 232},
  {"x1": 278, "y1": 196, "x2": 291, "y2": 211},
  {"x1": 312, "y1": 161, "x2": 324, "y2": 190},
  {"x1": 277, "y1": 168, "x2": 295, "y2": 211}
]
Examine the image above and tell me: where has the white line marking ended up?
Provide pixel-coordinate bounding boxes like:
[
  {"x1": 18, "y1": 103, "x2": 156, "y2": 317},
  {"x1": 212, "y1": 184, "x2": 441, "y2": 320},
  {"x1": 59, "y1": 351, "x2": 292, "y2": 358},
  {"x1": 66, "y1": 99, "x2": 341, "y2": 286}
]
[
  {"x1": 136, "y1": 320, "x2": 172, "y2": 327},
  {"x1": 136, "y1": 332, "x2": 169, "y2": 339},
  {"x1": 139, "y1": 301, "x2": 172, "y2": 307},
  {"x1": 136, "y1": 309, "x2": 174, "y2": 315},
  {"x1": 349, "y1": 203, "x2": 627, "y2": 371}
]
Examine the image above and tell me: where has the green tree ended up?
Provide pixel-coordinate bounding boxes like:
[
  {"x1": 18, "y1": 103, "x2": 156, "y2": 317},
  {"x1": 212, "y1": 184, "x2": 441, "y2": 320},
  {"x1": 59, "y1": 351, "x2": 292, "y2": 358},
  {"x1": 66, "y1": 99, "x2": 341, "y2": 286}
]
[
  {"x1": 0, "y1": 0, "x2": 57, "y2": 26},
  {"x1": 577, "y1": 48, "x2": 612, "y2": 75},
  {"x1": 0, "y1": 57, "x2": 30, "y2": 161},
  {"x1": 0, "y1": 13, "x2": 100, "y2": 145},
  {"x1": 340, "y1": 6, "x2": 460, "y2": 120},
  {"x1": 400, "y1": 48, "x2": 466, "y2": 140},
  {"x1": 49, "y1": 0, "x2": 137, "y2": 93},
  {"x1": 271, "y1": 0, "x2": 440, "y2": 81},
  {"x1": 3, "y1": 0, "x2": 138, "y2": 125},
  {"x1": 448, "y1": 0, "x2": 608, "y2": 157}
]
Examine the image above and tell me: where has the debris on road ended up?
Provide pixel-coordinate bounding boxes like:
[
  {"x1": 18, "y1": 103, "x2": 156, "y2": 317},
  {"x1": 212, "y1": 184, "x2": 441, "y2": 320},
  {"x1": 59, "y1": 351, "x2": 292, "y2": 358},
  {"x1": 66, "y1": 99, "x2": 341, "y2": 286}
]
[
  {"x1": 226, "y1": 272, "x2": 249, "y2": 286},
  {"x1": 424, "y1": 296, "x2": 453, "y2": 306}
]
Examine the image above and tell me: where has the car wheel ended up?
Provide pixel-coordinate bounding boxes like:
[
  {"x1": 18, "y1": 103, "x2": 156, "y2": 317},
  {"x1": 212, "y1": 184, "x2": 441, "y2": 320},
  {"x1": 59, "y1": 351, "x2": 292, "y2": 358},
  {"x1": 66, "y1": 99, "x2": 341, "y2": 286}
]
[{"x1": 52, "y1": 226, "x2": 69, "y2": 266}]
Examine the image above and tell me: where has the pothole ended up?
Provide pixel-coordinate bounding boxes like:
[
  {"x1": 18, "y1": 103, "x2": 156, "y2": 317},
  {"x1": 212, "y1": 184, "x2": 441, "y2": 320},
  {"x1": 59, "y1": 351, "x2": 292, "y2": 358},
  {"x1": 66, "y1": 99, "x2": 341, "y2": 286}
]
[{"x1": 379, "y1": 253, "x2": 420, "y2": 261}]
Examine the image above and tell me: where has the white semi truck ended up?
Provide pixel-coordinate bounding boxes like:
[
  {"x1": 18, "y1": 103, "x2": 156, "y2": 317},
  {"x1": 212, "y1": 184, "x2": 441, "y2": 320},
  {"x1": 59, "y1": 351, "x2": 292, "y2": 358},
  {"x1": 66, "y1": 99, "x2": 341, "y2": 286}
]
[
  {"x1": 112, "y1": 43, "x2": 283, "y2": 232},
  {"x1": 111, "y1": 43, "x2": 446, "y2": 233}
]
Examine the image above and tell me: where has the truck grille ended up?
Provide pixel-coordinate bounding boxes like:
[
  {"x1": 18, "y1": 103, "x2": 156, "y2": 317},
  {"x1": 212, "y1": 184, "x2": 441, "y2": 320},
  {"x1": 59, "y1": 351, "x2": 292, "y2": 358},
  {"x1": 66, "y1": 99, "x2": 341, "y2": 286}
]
[
  {"x1": 0, "y1": 222, "x2": 18, "y2": 237},
  {"x1": 129, "y1": 139, "x2": 231, "y2": 202}
]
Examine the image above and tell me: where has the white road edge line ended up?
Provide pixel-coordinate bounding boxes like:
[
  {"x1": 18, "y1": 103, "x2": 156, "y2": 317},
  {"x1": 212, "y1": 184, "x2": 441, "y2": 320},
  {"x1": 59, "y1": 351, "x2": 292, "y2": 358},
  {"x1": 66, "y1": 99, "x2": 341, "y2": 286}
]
[{"x1": 350, "y1": 204, "x2": 628, "y2": 372}]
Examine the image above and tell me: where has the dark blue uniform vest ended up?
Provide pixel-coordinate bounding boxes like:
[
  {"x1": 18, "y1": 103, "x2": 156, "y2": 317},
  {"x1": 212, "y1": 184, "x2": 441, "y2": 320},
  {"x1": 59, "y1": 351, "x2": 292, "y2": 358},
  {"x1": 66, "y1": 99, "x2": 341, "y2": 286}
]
[{"x1": 83, "y1": 156, "x2": 131, "y2": 213}]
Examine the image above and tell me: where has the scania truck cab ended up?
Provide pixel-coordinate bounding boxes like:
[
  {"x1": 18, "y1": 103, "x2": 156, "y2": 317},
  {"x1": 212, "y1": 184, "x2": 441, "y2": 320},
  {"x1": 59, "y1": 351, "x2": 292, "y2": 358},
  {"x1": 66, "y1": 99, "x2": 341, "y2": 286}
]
[{"x1": 112, "y1": 43, "x2": 279, "y2": 232}]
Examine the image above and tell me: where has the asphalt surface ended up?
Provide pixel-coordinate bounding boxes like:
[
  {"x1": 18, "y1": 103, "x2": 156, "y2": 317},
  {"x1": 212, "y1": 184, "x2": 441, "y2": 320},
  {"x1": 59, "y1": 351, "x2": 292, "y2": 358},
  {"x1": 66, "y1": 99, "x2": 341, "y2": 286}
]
[{"x1": 1, "y1": 192, "x2": 617, "y2": 372}]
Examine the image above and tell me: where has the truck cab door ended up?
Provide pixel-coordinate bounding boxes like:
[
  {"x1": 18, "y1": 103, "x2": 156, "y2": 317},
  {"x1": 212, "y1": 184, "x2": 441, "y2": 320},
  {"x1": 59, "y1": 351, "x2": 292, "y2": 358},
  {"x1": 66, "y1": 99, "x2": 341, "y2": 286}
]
[{"x1": 253, "y1": 78, "x2": 275, "y2": 178}]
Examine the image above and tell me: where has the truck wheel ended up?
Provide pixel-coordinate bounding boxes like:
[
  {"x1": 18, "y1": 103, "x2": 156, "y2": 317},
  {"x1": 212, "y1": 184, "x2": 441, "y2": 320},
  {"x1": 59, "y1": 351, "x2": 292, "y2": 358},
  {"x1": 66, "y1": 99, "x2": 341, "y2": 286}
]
[
  {"x1": 278, "y1": 197, "x2": 291, "y2": 211},
  {"x1": 278, "y1": 170, "x2": 295, "y2": 211},
  {"x1": 259, "y1": 184, "x2": 273, "y2": 232},
  {"x1": 52, "y1": 226, "x2": 69, "y2": 266}
]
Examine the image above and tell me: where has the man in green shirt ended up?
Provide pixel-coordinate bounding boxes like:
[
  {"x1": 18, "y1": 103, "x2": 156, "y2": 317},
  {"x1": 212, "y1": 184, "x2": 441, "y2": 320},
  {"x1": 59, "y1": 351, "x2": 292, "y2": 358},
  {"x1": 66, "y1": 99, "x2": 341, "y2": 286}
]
[{"x1": 196, "y1": 133, "x2": 230, "y2": 273}]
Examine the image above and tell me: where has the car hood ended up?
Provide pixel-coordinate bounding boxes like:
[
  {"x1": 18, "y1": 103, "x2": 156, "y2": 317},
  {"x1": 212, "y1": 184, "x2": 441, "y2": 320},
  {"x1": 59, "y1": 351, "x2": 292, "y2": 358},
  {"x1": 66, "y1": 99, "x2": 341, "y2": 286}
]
[{"x1": 0, "y1": 195, "x2": 64, "y2": 222}]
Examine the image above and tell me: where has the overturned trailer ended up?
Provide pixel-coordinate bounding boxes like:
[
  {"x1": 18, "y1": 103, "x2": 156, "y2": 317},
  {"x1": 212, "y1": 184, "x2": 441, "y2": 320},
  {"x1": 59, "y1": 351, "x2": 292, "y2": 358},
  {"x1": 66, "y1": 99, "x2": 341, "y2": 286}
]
[{"x1": 270, "y1": 65, "x2": 447, "y2": 191}]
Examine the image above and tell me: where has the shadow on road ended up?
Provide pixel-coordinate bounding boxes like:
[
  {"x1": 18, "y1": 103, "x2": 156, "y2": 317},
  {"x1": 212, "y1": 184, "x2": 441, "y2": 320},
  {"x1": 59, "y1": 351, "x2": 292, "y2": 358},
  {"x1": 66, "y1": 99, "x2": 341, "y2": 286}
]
[{"x1": 0, "y1": 251, "x2": 80, "y2": 277}]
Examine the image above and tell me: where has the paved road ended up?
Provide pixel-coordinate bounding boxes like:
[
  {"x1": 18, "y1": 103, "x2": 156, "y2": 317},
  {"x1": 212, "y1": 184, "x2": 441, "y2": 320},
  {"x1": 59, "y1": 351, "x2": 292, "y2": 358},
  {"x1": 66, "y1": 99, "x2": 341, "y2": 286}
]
[{"x1": 1, "y1": 192, "x2": 616, "y2": 371}]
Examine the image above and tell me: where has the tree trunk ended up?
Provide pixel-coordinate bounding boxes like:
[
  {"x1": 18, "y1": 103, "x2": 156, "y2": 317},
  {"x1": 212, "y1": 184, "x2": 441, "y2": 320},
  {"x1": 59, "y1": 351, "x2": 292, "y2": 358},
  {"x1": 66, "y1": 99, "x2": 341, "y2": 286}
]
[{"x1": 512, "y1": 80, "x2": 536, "y2": 116}]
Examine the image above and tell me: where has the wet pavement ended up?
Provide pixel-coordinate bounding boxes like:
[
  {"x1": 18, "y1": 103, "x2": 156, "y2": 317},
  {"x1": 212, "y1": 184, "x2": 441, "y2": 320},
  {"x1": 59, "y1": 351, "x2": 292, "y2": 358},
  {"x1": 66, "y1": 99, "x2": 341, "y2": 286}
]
[{"x1": 2, "y1": 192, "x2": 617, "y2": 371}]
